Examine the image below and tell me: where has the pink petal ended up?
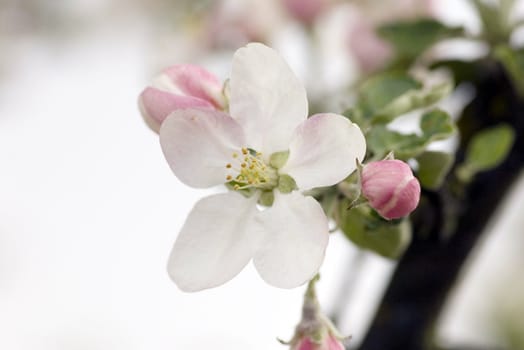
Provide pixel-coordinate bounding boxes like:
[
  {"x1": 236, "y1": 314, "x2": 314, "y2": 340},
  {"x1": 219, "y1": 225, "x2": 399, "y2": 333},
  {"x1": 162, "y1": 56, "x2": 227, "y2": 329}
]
[
  {"x1": 163, "y1": 64, "x2": 225, "y2": 109},
  {"x1": 139, "y1": 87, "x2": 214, "y2": 129}
]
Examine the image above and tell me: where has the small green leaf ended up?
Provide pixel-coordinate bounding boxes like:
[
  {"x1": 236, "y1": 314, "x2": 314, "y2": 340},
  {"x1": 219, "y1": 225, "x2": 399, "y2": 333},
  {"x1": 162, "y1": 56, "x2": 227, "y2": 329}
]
[
  {"x1": 494, "y1": 45, "x2": 524, "y2": 97},
  {"x1": 367, "y1": 126, "x2": 425, "y2": 160},
  {"x1": 354, "y1": 72, "x2": 453, "y2": 125},
  {"x1": 373, "y1": 81, "x2": 453, "y2": 124},
  {"x1": 378, "y1": 18, "x2": 464, "y2": 58},
  {"x1": 420, "y1": 109, "x2": 456, "y2": 139},
  {"x1": 338, "y1": 203, "x2": 412, "y2": 259},
  {"x1": 457, "y1": 124, "x2": 515, "y2": 181},
  {"x1": 417, "y1": 151, "x2": 454, "y2": 190},
  {"x1": 366, "y1": 109, "x2": 456, "y2": 160},
  {"x1": 357, "y1": 72, "x2": 421, "y2": 119}
]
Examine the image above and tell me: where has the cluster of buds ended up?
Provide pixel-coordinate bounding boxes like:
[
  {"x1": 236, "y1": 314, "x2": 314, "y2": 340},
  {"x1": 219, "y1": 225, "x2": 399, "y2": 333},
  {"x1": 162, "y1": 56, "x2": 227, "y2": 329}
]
[{"x1": 283, "y1": 278, "x2": 347, "y2": 350}]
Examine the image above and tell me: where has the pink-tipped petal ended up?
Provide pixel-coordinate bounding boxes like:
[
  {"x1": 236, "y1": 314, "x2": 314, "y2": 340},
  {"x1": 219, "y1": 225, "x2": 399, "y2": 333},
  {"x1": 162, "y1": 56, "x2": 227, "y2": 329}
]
[
  {"x1": 139, "y1": 87, "x2": 214, "y2": 127},
  {"x1": 160, "y1": 108, "x2": 246, "y2": 188},
  {"x1": 163, "y1": 64, "x2": 225, "y2": 109},
  {"x1": 280, "y1": 113, "x2": 366, "y2": 191},
  {"x1": 361, "y1": 160, "x2": 421, "y2": 220}
]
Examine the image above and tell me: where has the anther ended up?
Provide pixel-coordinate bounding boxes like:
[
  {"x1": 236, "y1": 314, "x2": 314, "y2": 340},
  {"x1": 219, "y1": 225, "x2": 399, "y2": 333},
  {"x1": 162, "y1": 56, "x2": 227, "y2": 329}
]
[
  {"x1": 226, "y1": 163, "x2": 232, "y2": 168},
  {"x1": 226, "y1": 175, "x2": 232, "y2": 181}
]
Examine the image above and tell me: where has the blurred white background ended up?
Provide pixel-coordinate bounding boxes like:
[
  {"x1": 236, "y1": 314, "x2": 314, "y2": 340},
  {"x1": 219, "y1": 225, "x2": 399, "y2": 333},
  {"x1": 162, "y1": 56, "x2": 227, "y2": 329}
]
[{"x1": 0, "y1": 0, "x2": 523, "y2": 349}]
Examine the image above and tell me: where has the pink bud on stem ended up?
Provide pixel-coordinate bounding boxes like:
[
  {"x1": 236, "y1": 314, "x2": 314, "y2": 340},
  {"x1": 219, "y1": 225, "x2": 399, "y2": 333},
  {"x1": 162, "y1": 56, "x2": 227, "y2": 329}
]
[{"x1": 361, "y1": 160, "x2": 421, "y2": 220}]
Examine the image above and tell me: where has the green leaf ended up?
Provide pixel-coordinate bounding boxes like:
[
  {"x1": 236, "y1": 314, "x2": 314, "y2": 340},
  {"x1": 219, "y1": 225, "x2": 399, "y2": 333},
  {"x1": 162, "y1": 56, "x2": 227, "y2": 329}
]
[
  {"x1": 378, "y1": 18, "x2": 464, "y2": 58},
  {"x1": 373, "y1": 81, "x2": 453, "y2": 124},
  {"x1": 367, "y1": 126, "x2": 425, "y2": 160},
  {"x1": 357, "y1": 72, "x2": 421, "y2": 119},
  {"x1": 366, "y1": 109, "x2": 456, "y2": 159},
  {"x1": 353, "y1": 72, "x2": 453, "y2": 125},
  {"x1": 420, "y1": 109, "x2": 456, "y2": 139},
  {"x1": 417, "y1": 151, "x2": 454, "y2": 190},
  {"x1": 494, "y1": 45, "x2": 524, "y2": 97},
  {"x1": 457, "y1": 124, "x2": 515, "y2": 181},
  {"x1": 338, "y1": 203, "x2": 412, "y2": 259}
]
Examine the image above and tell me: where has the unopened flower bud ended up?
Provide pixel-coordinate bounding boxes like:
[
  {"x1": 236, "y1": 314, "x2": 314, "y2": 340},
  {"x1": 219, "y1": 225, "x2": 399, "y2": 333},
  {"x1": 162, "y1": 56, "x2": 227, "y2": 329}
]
[
  {"x1": 285, "y1": 277, "x2": 347, "y2": 350},
  {"x1": 291, "y1": 333, "x2": 345, "y2": 350},
  {"x1": 138, "y1": 64, "x2": 225, "y2": 132},
  {"x1": 361, "y1": 160, "x2": 420, "y2": 220}
]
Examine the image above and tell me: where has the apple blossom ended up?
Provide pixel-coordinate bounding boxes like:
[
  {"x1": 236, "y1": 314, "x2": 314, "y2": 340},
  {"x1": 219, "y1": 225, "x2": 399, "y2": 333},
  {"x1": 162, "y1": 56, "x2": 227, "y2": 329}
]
[
  {"x1": 157, "y1": 43, "x2": 366, "y2": 292},
  {"x1": 361, "y1": 159, "x2": 421, "y2": 220},
  {"x1": 138, "y1": 64, "x2": 226, "y2": 132}
]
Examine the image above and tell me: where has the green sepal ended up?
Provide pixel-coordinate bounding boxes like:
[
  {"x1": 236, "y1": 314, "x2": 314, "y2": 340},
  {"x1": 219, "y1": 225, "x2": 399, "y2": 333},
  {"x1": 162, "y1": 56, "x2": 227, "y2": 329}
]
[
  {"x1": 417, "y1": 151, "x2": 454, "y2": 190},
  {"x1": 278, "y1": 174, "x2": 297, "y2": 193},
  {"x1": 338, "y1": 203, "x2": 412, "y2": 259},
  {"x1": 269, "y1": 151, "x2": 290, "y2": 169},
  {"x1": 258, "y1": 191, "x2": 274, "y2": 207}
]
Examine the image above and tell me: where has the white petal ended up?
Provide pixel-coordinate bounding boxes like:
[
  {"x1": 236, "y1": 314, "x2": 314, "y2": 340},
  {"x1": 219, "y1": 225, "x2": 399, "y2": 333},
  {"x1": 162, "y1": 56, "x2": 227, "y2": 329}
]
[
  {"x1": 167, "y1": 192, "x2": 259, "y2": 292},
  {"x1": 160, "y1": 108, "x2": 245, "y2": 188},
  {"x1": 280, "y1": 113, "x2": 366, "y2": 190},
  {"x1": 253, "y1": 192, "x2": 329, "y2": 289},
  {"x1": 229, "y1": 43, "x2": 308, "y2": 155}
]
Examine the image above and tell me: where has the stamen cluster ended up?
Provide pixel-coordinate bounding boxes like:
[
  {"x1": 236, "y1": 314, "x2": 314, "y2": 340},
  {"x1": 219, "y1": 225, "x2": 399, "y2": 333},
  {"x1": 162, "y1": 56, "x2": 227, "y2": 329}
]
[{"x1": 226, "y1": 147, "x2": 278, "y2": 190}]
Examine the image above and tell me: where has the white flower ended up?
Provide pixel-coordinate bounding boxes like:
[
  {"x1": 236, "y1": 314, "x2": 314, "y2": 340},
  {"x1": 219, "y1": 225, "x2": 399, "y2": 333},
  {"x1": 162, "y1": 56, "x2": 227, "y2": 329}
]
[{"x1": 159, "y1": 43, "x2": 366, "y2": 292}]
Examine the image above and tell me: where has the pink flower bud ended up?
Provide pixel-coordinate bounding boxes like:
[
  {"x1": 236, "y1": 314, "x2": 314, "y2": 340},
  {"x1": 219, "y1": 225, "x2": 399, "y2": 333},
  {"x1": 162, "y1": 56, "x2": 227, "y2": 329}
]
[
  {"x1": 138, "y1": 64, "x2": 225, "y2": 132},
  {"x1": 361, "y1": 160, "x2": 421, "y2": 220},
  {"x1": 282, "y1": 0, "x2": 328, "y2": 24},
  {"x1": 292, "y1": 334, "x2": 345, "y2": 350}
]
